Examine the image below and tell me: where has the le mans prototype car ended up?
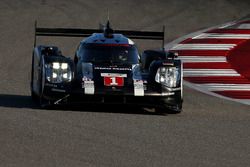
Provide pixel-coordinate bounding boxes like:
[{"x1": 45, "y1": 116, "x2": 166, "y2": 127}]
[{"x1": 31, "y1": 21, "x2": 183, "y2": 113}]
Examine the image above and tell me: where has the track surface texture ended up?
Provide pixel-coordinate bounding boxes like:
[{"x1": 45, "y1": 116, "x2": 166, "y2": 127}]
[{"x1": 0, "y1": 0, "x2": 250, "y2": 167}]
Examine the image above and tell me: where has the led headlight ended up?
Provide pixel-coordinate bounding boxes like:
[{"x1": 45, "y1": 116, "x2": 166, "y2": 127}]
[
  {"x1": 45, "y1": 62, "x2": 72, "y2": 83},
  {"x1": 52, "y1": 62, "x2": 60, "y2": 69},
  {"x1": 155, "y1": 66, "x2": 180, "y2": 87},
  {"x1": 52, "y1": 72, "x2": 57, "y2": 78},
  {"x1": 61, "y1": 63, "x2": 68, "y2": 70}
]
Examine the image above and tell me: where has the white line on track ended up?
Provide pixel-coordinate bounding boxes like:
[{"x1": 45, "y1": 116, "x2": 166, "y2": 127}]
[
  {"x1": 193, "y1": 33, "x2": 250, "y2": 39},
  {"x1": 198, "y1": 83, "x2": 250, "y2": 91},
  {"x1": 178, "y1": 56, "x2": 227, "y2": 63},
  {"x1": 237, "y1": 23, "x2": 250, "y2": 29},
  {"x1": 171, "y1": 44, "x2": 236, "y2": 50},
  {"x1": 183, "y1": 69, "x2": 240, "y2": 77},
  {"x1": 184, "y1": 81, "x2": 250, "y2": 105}
]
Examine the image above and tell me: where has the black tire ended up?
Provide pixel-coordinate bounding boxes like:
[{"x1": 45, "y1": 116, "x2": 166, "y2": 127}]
[
  {"x1": 31, "y1": 91, "x2": 39, "y2": 101},
  {"x1": 30, "y1": 53, "x2": 49, "y2": 107},
  {"x1": 31, "y1": 53, "x2": 39, "y2": 101},
  {"x1": 37, "y1": 62, "x2": 52, "y2": 109}
]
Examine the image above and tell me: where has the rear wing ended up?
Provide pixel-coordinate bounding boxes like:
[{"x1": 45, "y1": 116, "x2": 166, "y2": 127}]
[{"x1": 34, "y1": 21, "x2": 165, "y2": 48}]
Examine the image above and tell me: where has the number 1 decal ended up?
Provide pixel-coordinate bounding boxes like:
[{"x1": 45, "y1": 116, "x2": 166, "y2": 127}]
[
  {"x1": 104, "y1": 77, "x2": 124, "y2": 86},
  {"x1": 101, "y1": 73, "x2": 127, "y2": 87},
  {"x1": 110, "y1": 77, "x2": 117, "y2": 85}
]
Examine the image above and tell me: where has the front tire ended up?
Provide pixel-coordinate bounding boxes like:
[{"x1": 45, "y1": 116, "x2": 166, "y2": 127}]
[
  {"x1": 31, "y1": 53, "x2": 39, "y2": 101},
  {"x1": 38, "y1": 65, "x2": 52, "y2": 109},
  {"x1": 31, "y1": 53, "x2": 52, "y2": 109}
]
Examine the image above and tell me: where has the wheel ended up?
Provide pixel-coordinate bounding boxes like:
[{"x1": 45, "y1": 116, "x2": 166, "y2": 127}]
[
  {"x1": 31, "y1": 53, "x2": 52, "y2": 109},
  {"x1": 38, "y1": 63, "x2": 53, "y2": 109},
  {"x1": 156, "y1": 103, "x2": 182, "y2": 114},
  {"x1": 31, "y1": 53, "x2": 39, "y2": 101}
]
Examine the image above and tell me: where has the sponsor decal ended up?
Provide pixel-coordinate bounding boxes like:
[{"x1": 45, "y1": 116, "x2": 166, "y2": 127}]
[
  {"x1": 82, "y1": 76, "x2": 92, "y2": 81},
  {"x1": 101, "y1": 73, "x2": 127, "y2": 87},
  {"x1": 83, "y1": 80, "x2": 95, "y2": 94},
  {"x1": 94, "y1": 67, "x2": 112, "y2": 70},
  {"x1": 45, "y1": 83, "x2": 58, "y2": 87},
  {"x1": 134, "y1": 80, "x2": 144, "y2": 96},
  {"x1": 95, "y1": 67, "x2": 131, "y2": 71},
  {"x1": 104, "y1": 76, "x2": 124, "y2": 86}
]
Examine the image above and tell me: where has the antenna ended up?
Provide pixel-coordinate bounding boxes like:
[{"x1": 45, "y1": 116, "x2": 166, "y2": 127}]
[
  {"x1": 104, "y1": 20, "x2": 113, "y2": 38},
  {"x1": 103, "y1": 9, "x2": 113, "y2": 38},
  {"x1": 107, "y1": 8, "x2": 110, "y2": 21}
]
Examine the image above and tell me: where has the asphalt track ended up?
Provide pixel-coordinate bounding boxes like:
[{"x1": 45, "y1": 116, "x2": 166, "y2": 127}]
[{"x1": 0, "y1": 0, "x2": 250, "y2": 166}]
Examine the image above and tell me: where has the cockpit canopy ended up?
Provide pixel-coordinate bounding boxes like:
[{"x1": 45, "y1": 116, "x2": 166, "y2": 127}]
[{"x1": 78, "y1": 43, "x2": 140, "y2": 65}]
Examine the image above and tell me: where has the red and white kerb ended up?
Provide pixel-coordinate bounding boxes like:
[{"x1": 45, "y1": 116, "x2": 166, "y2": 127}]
[{"x1": 170, "y1": 21, "x2": 250, "y2": 105}]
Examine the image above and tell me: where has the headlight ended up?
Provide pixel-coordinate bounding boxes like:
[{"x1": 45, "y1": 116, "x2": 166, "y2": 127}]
[
  {"x1": 45, "y1": 62, "x2": 72, "y2": 83},
  {"x1": 52, "y1": 62, "x2": 60, "y2": 69},
  {"x1": 155, "y1": 66, "x2": 180, "y2": 87}
]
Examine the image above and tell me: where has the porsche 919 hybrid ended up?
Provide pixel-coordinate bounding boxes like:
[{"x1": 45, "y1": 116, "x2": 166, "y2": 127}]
[{"x1": 31, "y1": 21, "x2": 183, "y2": 113}]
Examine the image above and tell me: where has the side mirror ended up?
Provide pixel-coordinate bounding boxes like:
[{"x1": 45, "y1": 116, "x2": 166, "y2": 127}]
[
  {"x1": 141, "y1": 50, "x2": 166, "y2": 70},
  {"x1": 167, "y1": 52, "x2": 178, "y2": 59}
]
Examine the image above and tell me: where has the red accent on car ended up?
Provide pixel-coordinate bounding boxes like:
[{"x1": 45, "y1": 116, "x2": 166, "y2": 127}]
[{"x1": 104, "y1": 77, "x2": 124, "y2": 86}]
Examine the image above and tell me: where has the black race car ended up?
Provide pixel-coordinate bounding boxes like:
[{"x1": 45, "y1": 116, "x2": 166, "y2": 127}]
[{"x1": 31, "y1": 21, "x2": 183, "y2": 113}]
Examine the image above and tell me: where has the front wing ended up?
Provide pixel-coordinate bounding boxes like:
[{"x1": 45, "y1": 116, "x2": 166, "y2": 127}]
[{"x1": 42, "y1": 80, "x2": 182, "y2": 108}]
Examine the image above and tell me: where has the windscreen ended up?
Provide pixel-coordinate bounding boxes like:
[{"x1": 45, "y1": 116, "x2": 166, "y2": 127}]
[{"x1": 79, "y1": 43, "x2": 139, "y2": 64}]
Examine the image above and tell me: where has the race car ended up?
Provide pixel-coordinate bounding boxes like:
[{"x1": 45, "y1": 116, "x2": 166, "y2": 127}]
[{"x1": 31, "y1": 21, "x2": 183, "y2": 113}]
